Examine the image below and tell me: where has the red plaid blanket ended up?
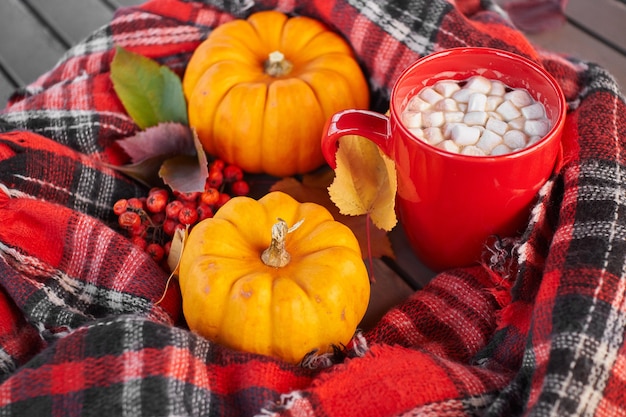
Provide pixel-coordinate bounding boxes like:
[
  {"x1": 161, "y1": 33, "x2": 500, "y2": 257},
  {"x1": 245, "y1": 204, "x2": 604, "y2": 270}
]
[{"x1": 0, "y1": 0, "x2": 625, "y2": 415}]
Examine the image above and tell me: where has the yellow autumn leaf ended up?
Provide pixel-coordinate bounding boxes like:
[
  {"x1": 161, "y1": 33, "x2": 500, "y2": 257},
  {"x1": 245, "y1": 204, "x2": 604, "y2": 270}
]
[
  {"x1": 328, "y1": 135, "x2": 398, "y2": 231},
  {"x1": 156, "y1": 226, "x2": 188, "y2": 306},
  {"x1": 167, "y1": 226, "x2": 188, "y2": 275}
]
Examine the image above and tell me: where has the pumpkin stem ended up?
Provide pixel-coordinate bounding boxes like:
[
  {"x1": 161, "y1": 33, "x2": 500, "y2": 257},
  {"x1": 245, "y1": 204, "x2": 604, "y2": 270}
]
[
  {"x1": 265, "y1": 51, "x2": 293, "y2": 77},
  {"x1": 261, "y1": 218, "x2": 303, "y2": 268}
]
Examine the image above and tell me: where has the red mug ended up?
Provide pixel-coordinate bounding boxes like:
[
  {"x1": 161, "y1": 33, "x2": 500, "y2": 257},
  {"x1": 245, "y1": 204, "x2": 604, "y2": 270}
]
[{"x1": 321, "y1": 47, "x2": 567, "y2": 271}]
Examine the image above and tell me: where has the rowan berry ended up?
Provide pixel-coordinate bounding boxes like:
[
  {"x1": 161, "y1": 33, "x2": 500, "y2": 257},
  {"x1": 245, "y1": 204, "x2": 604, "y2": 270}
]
[
  {"x1": 131, "y1": 236, "x2": 147, "y2": 250},
  {"x1": 176, "y1": 191, "x2": 200, "y2": 203},
  {"x1": 146, "y1": 243, "x2": 166, "y2": 263},
  {"x1": 196, "y1": 203, "x2": 214, "y2": 221},
  {"x1": 223, "y1": 164, "x2": 244, "y2": 182},
  {"x1": 113, "y1": 199, "x2": 128, "y2": 216},
  {"x1": 119, "y1": 211, "x2": 142, "y2": 229},
  {"x1": 174, "y1": 222, "x2": 186, "y2": 234},
  {"x1": 165, "y1": 200, "x2": 184, "y2": 219},
  {"x1": 178, "y1": 206, "x2": 199, "y2": 225},
  {"x1": 162, "y1": 219, "x2": 179, "y2": 236},
  {"x1": 208, "y1": 169, "x2": 224, "y2": 189},
  {"x1": 127, "y1": 197, "x2": 144, "y2": 211},
  {"x1": 216, "y1": 193, "x2": 231, "y2": 208},
  {"x1": 131, "y1": 223, "x2": 148, "y2": 238},
  {"x1": 146, "y1": 189, "x2": 169, "y2": 213},
  {"x1": 200, "y1": 188, "x2": 220, "y2": 206},
  {"x1": 150, "y1": 211, "x2": 166, "y2": 226},
  {"x1": 231, "y1": 180, "x2": 250, "y2": 196},
  {"x1": 210, "y1": 159, "x2": 225, "y2": 172}
]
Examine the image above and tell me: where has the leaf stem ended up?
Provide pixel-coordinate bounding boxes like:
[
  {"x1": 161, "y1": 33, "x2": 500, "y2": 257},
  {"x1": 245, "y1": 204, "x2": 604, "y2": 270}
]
[{"x1": 366, "y1": 213, "x2": 376, "y2": 283}]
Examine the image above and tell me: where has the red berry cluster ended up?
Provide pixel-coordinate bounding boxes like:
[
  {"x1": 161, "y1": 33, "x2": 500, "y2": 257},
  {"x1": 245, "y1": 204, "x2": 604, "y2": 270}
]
[{"x1": 113, "y1": 160, "x2": 250, "y2": 269}]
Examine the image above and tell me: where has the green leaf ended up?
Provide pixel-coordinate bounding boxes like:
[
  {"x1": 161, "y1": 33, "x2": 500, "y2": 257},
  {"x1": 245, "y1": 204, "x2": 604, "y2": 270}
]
[{"x1": 111, "y1": 46, "x2": 188, "y2": 129}]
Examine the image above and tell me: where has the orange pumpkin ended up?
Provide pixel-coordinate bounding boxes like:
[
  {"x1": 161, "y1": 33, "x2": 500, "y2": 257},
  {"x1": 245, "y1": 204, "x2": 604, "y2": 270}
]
[
  {"x1": 182, "y1": 11, "x2": 370, "y2": 177},
  {"x1": 178, "y1": 191, "x2": 371, "y2": 364}
]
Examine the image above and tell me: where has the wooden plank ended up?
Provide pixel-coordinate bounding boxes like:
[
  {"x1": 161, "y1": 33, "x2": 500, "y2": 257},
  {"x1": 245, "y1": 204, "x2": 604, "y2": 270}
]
[
  {"x1": 527, "y1": 21, "x2": 626, "y2": 90},
  {"x1": 0, "y1": 76, "x2": 16, "y2": 107},
  {"x1": 0, "y1": 0, "x2": 137, "y2": 105},
  {"x1": 104, "y1": 0, "x2": 147, "y2": 9},
  {"x1": 0, "y1": 0, "x2": 67, "y2": 87},
  {"x1": 360, "y1": 258, "x2": 415, "y2": 331},
  {"x1": 0, "y1": 53, "x2": 20, "y2": 106},
  {"x1": 388, "y1": 226, "x2": 436, "y2": 290},
  {"x1": 566, "y1": 0, "x2": 626, "y2": 55},
  {"x1": 25, "y1": 0, "x2": 115, "y2": 47}
]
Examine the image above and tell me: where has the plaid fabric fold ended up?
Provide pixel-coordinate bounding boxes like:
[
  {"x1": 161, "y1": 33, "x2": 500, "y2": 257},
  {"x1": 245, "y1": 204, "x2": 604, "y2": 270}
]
[{"x1": 0, "y1": 0, "x2": 625, "y2": 415}]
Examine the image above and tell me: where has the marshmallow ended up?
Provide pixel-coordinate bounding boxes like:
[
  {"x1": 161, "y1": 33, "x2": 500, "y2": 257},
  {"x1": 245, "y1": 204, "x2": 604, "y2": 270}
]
[
  {"x1": 503, "y1": 130, "x2": 527, "y2": 149},
  {"x1": 468, "y1": 93, "x2": 487, "y2": 112},
  {"x1": 408, "y1": 95, "x2": 431, "y2": 112},
  {"x1": 419, "y1": 87, "x2": 444, "y2": 105},
  {"x1": 476, "y1": 129, "x2": 503, "y2": 154},
  {"x1": 452, "y1": 88, "x2": 474, "y2": 104},
  {"x1": 437, "y1": 140, "x2": 460, "y2": 154},
  {"x1": 508, "y1": 117, "x2": 525, "y2": 131},
  {"x1": 496, "y1": 100, "x2": 522, "y2": 121},
  {"x1": 491, "y1": 144, "x2": 512, "y2": 155},
  {"x1": 463, "y1": 111, "x2": 488, "y2": 126},
  {"x1": 504, "y1": 89, "x2": 534, "y2": 108},
  {"x1": 461, "y1": 145, "x2": 486, "y2": 156},
  {"x1": 485, "y1": 117, "x2": 508, "y2": 136},
  {"x1": 521, "y1": 102, "x2": 546, "y2": 120},
  {"x1": 402, "y1": 111, "x2": 423, "y2": 128},
  {"x1": 444, "y1": 111, "x2": 465, "y2": 123},
  {"x1": 451, "y1": 124, "x2": 481, "y2": 145},
  {"x1": 464, "y1": 75, "x2": 492, "y2": 94},
  {"x1": 490, "y1": 80, "x2": 506, "y2": 96},
  {"x1": 443, "y1": 122, "x2": 462, "y2": 139},
  {"x1": 423, "y1": 111, "x2": 445, "y2": 127},
  {"x1": 486, "y1": 95, "x2": 504, "y2": 112},
  {"x1": 424, "y1": 127, "x2": 444, "y2": 145},
  {"x1": 524, "y1": 119, "x2": 550, "y2": 137},
  {"x1": 434, "y1": 81, "x2": 461, "y2": 97},
  {"x1": 435, "y1": 98, "x2": 459, "y2": 111}
]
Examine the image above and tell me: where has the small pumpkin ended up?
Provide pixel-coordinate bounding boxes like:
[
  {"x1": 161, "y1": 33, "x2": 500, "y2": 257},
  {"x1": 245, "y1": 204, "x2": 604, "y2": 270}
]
[
  {"x1": 182, "y1": 11, "x2": 370, "y2": 177},
  {"x1": 178, "y1": 191, "x2": 370, "y2": 364}
]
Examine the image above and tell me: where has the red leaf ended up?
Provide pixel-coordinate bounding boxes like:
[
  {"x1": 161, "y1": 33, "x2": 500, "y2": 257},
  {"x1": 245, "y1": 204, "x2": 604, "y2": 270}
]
[
  {"x1": 159, "y1": 130, "x2": 209, "y2": 194},
  {"x1": 117, "y1": 122, "x2": 194, "y2": 163}
]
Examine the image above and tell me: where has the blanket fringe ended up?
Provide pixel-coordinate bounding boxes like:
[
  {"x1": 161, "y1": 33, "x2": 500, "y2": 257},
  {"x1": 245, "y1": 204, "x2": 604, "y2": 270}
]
[
  {"x1": 348, "y1": 331, "x2": 369, "y2": 358},
  {"x1": 256, "y1": 391, "x2": 305, "y2": 416},
  {"x1": 299, "y1": 331, "x2": 370, "y2": 369},
  {"x1": 482, "y1": 236, "x2": 521, "y2": 280},
  {"x1": 0, "y1": 182, "x2": 33, "y2": 199}
]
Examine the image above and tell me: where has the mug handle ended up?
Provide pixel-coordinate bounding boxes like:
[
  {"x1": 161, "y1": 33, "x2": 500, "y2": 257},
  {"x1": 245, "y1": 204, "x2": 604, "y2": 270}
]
[{"x1": 321, "y1": 109, "x2": 392, "y2": 169}]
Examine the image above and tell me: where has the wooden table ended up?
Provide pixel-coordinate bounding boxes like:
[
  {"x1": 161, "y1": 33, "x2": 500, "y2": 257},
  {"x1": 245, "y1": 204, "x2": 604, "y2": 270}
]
[
  {"x1": 0, "y1": 0, "x2": 144, "y2": 102},
  {"x1": 0, "y1": 0, "x2": 625, "y2": 328}
]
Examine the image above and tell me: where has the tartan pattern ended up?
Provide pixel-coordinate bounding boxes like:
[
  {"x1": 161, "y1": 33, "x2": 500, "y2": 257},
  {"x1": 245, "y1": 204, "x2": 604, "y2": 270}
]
[{"x1": 0, "y1": 0, "x2": 624, "y2": 415}]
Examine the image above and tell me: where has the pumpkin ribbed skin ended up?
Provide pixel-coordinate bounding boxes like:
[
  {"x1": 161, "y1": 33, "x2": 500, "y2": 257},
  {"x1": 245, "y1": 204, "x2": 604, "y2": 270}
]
[
  {"x1": 178, "y1": 191, "x2": 370, "y2": 364},
  {"x1": 182, "y1": 11, "x2": 370, "y2": 177}
]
